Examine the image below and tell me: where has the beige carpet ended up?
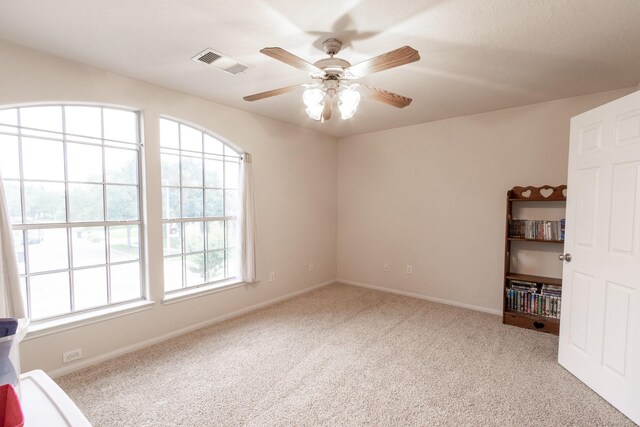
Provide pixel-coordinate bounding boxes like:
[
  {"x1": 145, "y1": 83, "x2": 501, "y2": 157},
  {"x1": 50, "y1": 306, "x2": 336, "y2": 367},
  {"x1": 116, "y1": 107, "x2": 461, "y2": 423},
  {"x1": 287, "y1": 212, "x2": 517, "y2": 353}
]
[{"x1": 57, "y1": 283, "x2": 634, "y2": 426}]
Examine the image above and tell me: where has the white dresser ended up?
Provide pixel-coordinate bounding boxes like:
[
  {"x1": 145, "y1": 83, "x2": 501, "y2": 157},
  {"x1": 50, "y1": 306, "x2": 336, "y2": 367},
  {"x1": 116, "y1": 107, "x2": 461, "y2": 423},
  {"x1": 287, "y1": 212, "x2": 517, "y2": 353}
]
[{"x1": 20, "y1": 370, "x2": 91, "y2": 427}]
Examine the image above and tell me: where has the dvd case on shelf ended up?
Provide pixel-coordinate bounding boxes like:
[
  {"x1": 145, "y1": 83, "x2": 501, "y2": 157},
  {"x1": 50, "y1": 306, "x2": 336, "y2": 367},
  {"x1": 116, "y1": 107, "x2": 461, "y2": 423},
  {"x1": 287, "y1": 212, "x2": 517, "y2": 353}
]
[
  {"x1": 506, "y1": 279, "x2": 561, "y2": 319},
  {"x1": 509, "y1": 219, "x2": 565, "y2": 241}
]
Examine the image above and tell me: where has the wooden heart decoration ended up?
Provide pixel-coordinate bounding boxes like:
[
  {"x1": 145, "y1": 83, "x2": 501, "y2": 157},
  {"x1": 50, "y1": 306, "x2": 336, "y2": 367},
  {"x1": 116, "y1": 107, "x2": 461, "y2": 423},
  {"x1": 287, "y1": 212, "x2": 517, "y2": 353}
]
[
  {"x1": 533, "y1": 321, "x2": 545, "y2": 329},
  {"x1": 540, "y1": 188, "x2": 553, "y2": 198},
  {"x1": 521, "y1": 189, "x2": 532, "y2": 198}
]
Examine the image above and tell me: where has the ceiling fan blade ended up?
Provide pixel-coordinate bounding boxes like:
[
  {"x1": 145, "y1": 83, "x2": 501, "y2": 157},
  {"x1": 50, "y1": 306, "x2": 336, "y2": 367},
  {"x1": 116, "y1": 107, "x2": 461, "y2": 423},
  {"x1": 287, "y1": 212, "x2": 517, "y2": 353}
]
[
  {"x1": 243, "y1": 84, "x2": 305, "y2": 102},
  {"x1": 346, "y1": 46, "x2": 420, "y2": 78},
  {"x1": 361, "y1": 85, "x2": 413, "y2": 108},
  {"x1": 260, "y1": 47, "x2": 322, "y2": 74}
]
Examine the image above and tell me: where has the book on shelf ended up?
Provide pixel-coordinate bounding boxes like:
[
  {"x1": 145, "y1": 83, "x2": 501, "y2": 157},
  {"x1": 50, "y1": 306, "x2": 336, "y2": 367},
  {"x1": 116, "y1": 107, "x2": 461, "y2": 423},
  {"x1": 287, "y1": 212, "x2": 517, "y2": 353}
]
[
  {"x1": 542, "y1": 284, "x2": 561, "y2": 297},
  {"x1": 509, "y1": 219, "x2": 565, "y2": 241},
  {"x1": 505, "y1": 279, "x2": 561, "y2": 319}
]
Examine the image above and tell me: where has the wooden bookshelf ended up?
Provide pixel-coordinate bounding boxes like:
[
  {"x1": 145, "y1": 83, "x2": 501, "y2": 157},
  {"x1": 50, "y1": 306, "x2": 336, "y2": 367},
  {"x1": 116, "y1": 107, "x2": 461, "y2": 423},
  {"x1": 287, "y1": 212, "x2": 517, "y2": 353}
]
[{"x1": 502, "y1": 185, "x2": 566, "y2": 335}]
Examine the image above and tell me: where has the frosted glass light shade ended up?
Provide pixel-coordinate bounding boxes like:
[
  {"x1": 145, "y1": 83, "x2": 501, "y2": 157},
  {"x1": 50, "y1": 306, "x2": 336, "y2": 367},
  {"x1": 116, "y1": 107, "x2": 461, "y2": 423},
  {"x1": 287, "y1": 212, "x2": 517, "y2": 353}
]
[
  {"x1": 338, "y1": 88, "x2": 360, "y2": 120},
  {"x1": 303, "y1": 88, "x2": 324, "y2": 107},
  {"x1": 305, "y1": 104, "x2": 323, "y2": 121},
  {"x1": 303, "y1": 88, "x2": 325, "y2": 121}
]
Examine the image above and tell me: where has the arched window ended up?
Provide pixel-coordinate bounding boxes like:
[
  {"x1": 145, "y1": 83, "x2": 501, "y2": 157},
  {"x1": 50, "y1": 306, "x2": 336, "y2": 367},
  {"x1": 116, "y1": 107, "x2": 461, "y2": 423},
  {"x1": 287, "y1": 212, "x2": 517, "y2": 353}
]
[
  {"x1": 0, "y1": 104, "x2": 144, "y2": 321},
  {"x1": 159, "y1": 117, "x2": 241, "y2": 293}
]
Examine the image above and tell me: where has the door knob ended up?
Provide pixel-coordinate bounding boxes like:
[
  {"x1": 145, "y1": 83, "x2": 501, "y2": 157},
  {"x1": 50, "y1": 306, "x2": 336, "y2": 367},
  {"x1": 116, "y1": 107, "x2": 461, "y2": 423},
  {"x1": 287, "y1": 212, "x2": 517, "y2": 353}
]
[{"x1": 558, "y1": 253, "x2": 572, "y2": 262}]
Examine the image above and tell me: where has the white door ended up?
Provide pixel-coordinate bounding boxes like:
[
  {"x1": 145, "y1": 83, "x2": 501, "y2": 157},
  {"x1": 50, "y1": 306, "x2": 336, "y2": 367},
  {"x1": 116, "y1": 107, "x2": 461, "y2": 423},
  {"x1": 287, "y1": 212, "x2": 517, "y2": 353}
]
[{"x1": 559, "y1": 89, "x2": 640, "y2": 424}]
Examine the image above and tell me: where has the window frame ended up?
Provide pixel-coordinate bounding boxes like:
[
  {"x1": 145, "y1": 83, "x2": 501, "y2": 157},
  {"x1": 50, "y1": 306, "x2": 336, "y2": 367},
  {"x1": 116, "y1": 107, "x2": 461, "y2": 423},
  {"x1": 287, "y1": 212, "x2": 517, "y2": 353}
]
[
  {"x1": 159, "y1": 116, "x2": 242, "y2": 295},
  {"x1": 0, "y1": 103, "x2": 146, "y2": 323}
]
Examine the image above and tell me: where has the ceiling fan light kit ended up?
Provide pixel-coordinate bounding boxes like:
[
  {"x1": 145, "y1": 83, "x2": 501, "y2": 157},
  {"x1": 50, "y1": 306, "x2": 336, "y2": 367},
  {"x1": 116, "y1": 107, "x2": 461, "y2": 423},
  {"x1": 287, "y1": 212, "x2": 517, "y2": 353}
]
[
  {"x1": 302, "y1": 79, "x2": 361, "y2": 122},
  {"x1": 244, "y1": 38, "x2": 419, "y2": 122}
]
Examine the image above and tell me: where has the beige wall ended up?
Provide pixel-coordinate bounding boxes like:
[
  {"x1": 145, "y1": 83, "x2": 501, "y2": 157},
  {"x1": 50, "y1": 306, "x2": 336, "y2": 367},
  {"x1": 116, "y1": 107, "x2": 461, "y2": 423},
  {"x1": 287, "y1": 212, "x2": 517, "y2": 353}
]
[
  {"x1": 337, "y1": 87, "x2": 634, "y2": 313},
  {"x1": 0, "y1": 41, "x2": 337, "y2": 374}
]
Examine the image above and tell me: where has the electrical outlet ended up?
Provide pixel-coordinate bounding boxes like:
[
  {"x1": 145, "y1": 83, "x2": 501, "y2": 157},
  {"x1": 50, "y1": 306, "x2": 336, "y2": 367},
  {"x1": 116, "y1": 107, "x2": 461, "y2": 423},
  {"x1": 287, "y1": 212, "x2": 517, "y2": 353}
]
[
  {"x1": 62, "y1": 349, "x2": 83, "y2": 364},
  {"x1": 269, "y1": 271, "x2": 275, "y2": 282},
  {"x1": 308, "y1": 262, "x2": 314, "y2": 272},
  {"x1": 383, "y1": 264, "x2": 389, "y2": 272},
  {"x1": 406, "y1": 265, "x2": 413, "y2": 274}
]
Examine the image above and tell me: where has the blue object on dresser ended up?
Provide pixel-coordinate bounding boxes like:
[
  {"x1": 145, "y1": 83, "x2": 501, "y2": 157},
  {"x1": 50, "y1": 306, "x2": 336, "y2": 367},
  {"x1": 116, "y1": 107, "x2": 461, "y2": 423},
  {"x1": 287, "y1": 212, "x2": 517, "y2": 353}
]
[{"x1": 0, "y1": 319, "x2": 19, "y2": 388}]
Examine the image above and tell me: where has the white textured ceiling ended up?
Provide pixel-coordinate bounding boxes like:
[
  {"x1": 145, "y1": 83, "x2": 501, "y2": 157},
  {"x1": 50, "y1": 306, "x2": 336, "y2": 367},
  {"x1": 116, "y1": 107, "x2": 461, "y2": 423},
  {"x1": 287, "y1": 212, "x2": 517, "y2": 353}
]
[{"x1": 1, "y1": 0, "x2": 639, "y2": 137}]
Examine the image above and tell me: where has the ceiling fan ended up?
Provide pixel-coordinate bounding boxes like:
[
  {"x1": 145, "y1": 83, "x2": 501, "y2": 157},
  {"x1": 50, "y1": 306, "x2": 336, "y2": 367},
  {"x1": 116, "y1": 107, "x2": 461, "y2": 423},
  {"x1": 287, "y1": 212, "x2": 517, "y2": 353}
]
[{"x1": 243, "y1": 38, "x2": 420, "y2": 122}]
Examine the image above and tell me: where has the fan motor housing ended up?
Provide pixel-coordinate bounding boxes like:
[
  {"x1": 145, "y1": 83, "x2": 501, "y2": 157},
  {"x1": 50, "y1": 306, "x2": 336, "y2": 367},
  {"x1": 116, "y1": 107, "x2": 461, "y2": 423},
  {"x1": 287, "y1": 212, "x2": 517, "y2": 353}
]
[
  {"x1": 313, "y1": 57, "x2": 352, "y2": 76},
  {"x1": 322, "y1": 38, "x2": 343, "y2": 56}
]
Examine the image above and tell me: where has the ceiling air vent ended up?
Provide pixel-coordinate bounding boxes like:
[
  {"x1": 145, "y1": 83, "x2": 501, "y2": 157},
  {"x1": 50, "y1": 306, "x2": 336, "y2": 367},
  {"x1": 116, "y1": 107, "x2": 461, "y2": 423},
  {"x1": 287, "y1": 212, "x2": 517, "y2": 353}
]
[
  {"x1": 192, "y1": 48, "x2": 249, "y2": 75},
  {"x1": 196, "y1": 51, "x2": 221, "y2": 64}
]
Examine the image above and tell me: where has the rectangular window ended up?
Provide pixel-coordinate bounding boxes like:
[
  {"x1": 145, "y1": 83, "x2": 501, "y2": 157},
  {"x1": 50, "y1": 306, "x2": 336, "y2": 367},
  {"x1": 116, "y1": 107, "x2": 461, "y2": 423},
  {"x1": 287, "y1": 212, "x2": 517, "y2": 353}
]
[
  {"x1": 0, "y1": 105, "x2": 144, "y2": 321},
  {"x1": 159, "y1": 118, "x2": 240, "y2": 293}
]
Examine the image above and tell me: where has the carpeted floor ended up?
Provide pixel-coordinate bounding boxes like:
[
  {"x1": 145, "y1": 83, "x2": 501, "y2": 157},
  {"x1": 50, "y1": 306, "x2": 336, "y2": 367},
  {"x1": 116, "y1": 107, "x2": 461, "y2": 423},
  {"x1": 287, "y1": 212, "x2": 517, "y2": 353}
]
[{"x1": 57, "y1": 283, "x2": 634, "y2": 426}]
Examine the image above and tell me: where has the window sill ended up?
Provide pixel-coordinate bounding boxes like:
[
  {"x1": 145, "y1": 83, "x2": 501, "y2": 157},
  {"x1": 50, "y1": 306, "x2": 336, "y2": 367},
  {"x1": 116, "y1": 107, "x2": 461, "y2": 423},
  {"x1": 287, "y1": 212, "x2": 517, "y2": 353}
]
[
  {"x1": 162, "y1": 278, "x2": 245, "y2": 305},
  {"x1": 24, "y1": 300, "x2": 156, "y2": 341}
]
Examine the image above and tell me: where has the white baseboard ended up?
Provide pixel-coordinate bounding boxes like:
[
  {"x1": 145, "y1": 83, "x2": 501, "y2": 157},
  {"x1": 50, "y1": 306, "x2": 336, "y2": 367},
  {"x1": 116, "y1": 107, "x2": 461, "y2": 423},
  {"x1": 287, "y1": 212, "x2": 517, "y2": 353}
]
[
  {"x1": 337, "y1": 278, "x2": 502, "y2": 316},
  {"x1": 48, "y1": 280, "x2": 334, "y2": 379}
]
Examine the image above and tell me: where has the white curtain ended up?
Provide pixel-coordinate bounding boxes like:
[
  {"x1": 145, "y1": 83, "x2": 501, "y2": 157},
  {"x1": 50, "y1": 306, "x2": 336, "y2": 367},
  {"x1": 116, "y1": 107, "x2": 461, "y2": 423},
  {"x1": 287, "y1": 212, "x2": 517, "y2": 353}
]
[
  {"x1": 239, "y1": 153, "x2": 257, "y2": 283},
  {"x1": 0, "y1": 169, "x2": 26, "y2": 318}
]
